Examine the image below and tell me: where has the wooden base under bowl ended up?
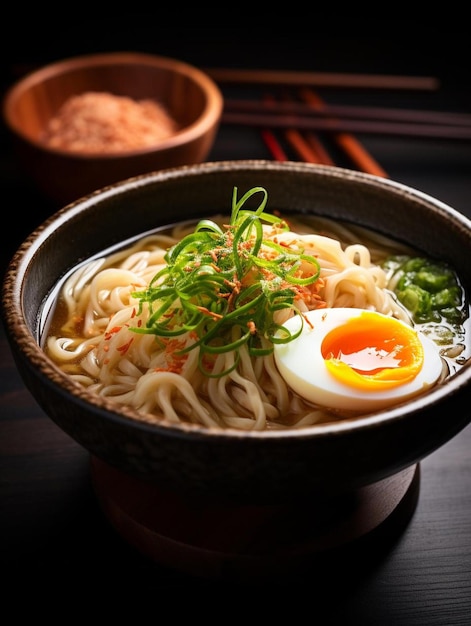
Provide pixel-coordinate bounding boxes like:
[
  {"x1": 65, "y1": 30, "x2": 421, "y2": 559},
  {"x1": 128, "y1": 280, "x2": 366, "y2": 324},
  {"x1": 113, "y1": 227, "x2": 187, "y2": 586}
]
[{"x1": 90, "y1": 456, "x2": 420, "y2": 580}]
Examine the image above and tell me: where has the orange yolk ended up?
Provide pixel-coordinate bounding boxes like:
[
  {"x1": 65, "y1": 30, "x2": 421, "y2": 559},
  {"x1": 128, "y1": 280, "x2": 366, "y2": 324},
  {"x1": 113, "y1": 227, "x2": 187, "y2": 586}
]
[{"x1": 321, "y1": 311, "x2": 424, "y2": 391}]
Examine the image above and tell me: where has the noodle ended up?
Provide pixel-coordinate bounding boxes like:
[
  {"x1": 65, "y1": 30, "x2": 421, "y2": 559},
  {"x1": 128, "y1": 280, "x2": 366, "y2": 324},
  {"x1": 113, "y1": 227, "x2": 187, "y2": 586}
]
[{"x1": 43, "y1": 209, "x2": 466, "y2": 431}]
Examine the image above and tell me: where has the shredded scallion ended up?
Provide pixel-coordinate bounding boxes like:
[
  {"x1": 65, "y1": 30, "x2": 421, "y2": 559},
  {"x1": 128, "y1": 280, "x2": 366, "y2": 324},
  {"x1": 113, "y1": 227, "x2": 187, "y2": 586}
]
[{"x1": 131, "y1": 186, "x2": 321, "y2": 376}]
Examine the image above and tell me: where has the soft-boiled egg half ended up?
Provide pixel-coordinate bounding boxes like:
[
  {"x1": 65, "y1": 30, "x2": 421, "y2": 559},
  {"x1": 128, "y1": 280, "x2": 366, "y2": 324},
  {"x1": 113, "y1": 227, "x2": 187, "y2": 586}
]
[{"x1": 273, "y1": 307, "x2": 444, "y2": 412}]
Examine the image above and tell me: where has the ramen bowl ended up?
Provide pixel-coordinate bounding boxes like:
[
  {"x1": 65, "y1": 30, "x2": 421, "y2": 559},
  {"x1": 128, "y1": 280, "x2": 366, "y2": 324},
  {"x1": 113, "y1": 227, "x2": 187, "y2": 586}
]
[
  {"x1": 2, "y1": 160, "x2": 471, "y2": 508},
  {"x1": 2, "y1": 51, "x2": 223, "y2": 206}
]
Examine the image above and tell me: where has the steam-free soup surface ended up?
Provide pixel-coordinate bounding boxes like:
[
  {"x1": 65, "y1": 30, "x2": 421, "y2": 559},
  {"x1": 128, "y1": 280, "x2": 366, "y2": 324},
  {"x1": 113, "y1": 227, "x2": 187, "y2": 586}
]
[{"x1": 42, "y1": 191, "x2": 470, "y2": 431}]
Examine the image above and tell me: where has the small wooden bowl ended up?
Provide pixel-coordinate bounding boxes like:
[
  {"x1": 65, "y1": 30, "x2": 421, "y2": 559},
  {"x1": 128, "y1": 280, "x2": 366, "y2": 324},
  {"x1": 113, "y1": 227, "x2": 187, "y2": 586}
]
[{"x1": 2, "y1": 52, "x2": 223, "y2": 206}]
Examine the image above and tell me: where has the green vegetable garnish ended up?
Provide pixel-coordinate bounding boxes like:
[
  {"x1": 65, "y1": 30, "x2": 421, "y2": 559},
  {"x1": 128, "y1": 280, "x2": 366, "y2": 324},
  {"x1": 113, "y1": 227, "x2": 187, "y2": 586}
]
[
  {"x1": 382, "y1": 255, "x2": 467, "y2": 326},
  {"x1": 131, "y1": 186, "x2": 321, "y2": 376}
]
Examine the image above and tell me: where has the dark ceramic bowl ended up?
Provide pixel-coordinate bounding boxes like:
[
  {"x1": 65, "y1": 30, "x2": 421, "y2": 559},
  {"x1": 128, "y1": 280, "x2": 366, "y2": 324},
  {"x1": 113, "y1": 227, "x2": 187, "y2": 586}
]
[{"x1": 2, "y1": 160, "x2": 471, "y2": 505}]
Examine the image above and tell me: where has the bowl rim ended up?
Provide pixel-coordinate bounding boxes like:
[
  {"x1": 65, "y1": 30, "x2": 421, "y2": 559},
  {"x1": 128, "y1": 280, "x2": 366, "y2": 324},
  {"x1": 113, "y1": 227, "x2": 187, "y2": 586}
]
[
  {"x1": 3, "y1": 159, "x2": 471, "y2": 441},
  {"x1": 2, "y1": 50, "x2": 224, "y2": 158}
]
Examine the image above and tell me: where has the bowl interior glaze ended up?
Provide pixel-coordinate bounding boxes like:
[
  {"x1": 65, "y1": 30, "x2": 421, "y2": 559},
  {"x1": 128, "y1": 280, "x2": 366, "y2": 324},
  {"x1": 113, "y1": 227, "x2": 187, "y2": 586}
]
[{"x1": 2, "y1": 161, "x2": 471, "y2": 503}]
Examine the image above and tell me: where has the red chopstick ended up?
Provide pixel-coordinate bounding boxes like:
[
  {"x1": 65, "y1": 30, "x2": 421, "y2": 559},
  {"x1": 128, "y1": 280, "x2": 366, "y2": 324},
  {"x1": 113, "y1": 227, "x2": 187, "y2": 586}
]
[
  {"x1": 264, "y1": 94, "x2": 334, "y2": 165},
  {"x1": 259, "y1": 94, "x2": 289, "y2": 161},
  {"x1": 299, "y1": 88, "x2": 388, "y2": 178},
  {"x1": 261, "y1": 93, "x2": 334, "y2": 164},
  {"x1": 280, "y1": 92, "x2": 335, "y2": 165},
  {"x1": 258, "y1": 92, "x2": 387, "y2": 177},
  {"x1": 260, "y1": 128, "x2": 288, "y2": 161}
]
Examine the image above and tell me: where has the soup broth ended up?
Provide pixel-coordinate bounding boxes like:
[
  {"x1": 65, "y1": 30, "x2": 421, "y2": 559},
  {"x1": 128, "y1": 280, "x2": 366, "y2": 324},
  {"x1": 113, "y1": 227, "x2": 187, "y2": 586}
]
[{"x1": 41, "y1": 206, "x2": 470, "y2": 431}]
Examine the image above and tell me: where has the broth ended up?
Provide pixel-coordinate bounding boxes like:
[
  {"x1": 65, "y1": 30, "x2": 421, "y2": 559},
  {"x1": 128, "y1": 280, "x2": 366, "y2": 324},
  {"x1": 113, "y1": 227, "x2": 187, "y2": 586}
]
[{"x1": 41, "y1": 210, "x2": 470, "y2": 431}]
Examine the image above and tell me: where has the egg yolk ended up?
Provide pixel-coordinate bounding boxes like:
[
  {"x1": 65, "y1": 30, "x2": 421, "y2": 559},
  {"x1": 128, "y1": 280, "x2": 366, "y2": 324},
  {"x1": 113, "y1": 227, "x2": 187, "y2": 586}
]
[{"x1": 321, "y1": 311, "x2": 424, "y2": 391}]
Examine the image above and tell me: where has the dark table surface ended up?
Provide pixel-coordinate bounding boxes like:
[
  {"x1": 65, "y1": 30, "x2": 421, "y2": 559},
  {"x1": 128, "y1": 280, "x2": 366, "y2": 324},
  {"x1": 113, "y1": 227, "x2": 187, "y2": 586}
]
[{"x1": 1, "y1": 24, "x2": 471, "y2": 620}]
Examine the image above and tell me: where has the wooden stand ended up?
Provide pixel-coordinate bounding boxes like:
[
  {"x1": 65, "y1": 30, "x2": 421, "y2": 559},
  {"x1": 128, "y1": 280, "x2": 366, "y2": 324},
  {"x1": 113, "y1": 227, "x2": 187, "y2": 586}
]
[{"x1": 90, "y1": 456, "x2": 420, "y2": 580}]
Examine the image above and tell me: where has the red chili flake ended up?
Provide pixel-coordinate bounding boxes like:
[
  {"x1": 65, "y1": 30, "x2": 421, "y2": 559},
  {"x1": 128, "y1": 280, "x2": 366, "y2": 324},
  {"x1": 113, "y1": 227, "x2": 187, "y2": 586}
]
[
  {"x1": 303, "y1": 313, "x2": 315, "y2": 330},
  {"x1": 223, "y1": 278, "x2": 237, "y2": 289},
  {"x1": 117, "y1": 338, "x2": 133, "y2": 354},
  {"x1": 104, "y1": 326, "x2": 122, "y2": 341},
  {"x1": 196, "y1": 305, "x2": 223, "y2": 321},
  {"x1": 247, "y1": 320, "x2": 257, "y2": 334},
  {"x1": 153, "y1": 337, "x2": 189, "y2": 374}
]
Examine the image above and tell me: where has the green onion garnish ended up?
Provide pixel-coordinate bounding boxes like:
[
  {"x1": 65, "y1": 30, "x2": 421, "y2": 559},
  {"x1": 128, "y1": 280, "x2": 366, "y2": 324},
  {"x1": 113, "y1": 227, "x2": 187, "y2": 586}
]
[{"x1": 131, "y1": 186, "x2": 321, "y2": 376}]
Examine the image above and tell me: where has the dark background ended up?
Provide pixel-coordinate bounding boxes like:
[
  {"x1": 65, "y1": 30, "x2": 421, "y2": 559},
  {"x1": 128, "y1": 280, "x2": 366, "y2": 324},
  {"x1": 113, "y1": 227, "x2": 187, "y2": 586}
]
[
  {"x1": 2, "y1": 19, "x2": 468, "y2": 81},
  {"x1": 1, "y1": 17, "x2": 471, "y2": 620},
  {"x1": 2, "y1": 18, "x2": 470, "y2": 267}
]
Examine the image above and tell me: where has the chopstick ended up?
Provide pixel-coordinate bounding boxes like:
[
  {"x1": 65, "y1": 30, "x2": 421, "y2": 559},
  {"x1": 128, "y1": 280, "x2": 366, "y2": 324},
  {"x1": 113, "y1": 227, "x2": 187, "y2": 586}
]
[
  {"x1": 218, "y1": 70, "x2": 465, "y2": 175},
  {"x1": 260, "y1": 94, "x2": 384, "y2": 177},
  {"x1": 285, "y1": 127, "x2": 335, "y2": 164},
  {"x1": 281, "y1": 92, "x2": 335, "y2": 165},
  {"x1": 263, "y1": 93, "x2": 334, "y2": 164},
  {"x1": 205, "y1": 68, "x2": 440, "y2": 91},
  {"x1": 260, "y1": 128, "x2": 289, "y2": 161},
  {"x1": 260, "y1": 94, "x2": 289, "y2": 161},
  {"x1": 221, "y1": 110, "x2": 471, "y2": 141},
  {"x1": 223, "y1": 98, "x2": 471, "y2": 128},
  {"x1": 299, "y1": 88, "x2": 388, "y2": 178}
]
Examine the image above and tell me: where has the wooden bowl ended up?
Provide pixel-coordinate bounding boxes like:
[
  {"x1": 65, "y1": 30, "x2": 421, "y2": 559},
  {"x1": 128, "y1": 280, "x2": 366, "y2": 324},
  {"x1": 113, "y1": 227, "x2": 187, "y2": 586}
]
[
  {"x1": 2, "y1": 161, "x2": 471, "y2": 506},
  {"x1": 2, "y1": 52, "x2": 223, "y2": 206}
]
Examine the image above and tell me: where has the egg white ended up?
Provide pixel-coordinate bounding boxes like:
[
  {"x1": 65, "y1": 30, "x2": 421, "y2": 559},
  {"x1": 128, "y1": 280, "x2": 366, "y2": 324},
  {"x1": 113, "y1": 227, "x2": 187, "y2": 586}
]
[{"x1": 273, "y1": 307, "x2": 444, "y2": 412}]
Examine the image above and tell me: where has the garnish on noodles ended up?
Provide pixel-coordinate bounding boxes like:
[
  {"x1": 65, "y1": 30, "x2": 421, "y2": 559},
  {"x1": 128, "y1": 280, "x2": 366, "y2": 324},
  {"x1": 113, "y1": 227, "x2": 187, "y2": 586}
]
[
  {"x1": 131, "y1": 186, "x2": 322, "y2": 377},
  {"x1": 42, "y1": 186, "x2": 469, "y2": 430}
]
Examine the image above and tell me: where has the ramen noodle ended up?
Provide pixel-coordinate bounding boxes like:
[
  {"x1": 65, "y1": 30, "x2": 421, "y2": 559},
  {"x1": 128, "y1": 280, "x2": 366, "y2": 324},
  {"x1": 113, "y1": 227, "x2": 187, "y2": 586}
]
[{"x1": 43, "y1": 187, "x2": 469, "y2": 430}]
